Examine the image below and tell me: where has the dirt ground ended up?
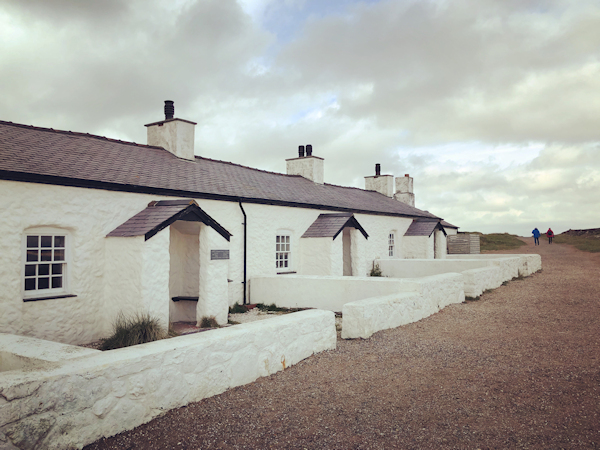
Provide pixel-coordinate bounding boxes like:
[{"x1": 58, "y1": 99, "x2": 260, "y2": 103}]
[{"x1": 85, "y1": 239, "x2": 600, "y2": 449}]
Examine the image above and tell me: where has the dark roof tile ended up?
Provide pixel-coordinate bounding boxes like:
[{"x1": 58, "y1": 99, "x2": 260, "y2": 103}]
[{"x1": 0, "y1": 120, "x2": 440, "y2": 219}]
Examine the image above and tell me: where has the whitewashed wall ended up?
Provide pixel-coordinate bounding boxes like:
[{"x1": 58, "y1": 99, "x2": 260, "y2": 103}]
[
  {"x1": 342, "y1": 273, "x2": 465, "y2": 339},
  {"x1": 447, "y1": 254, "x2": 542, "y2": 277},
  {"x1": 402, "y1": 235, "x2": 434, "y2": 259},
  {"x1": 0, "y1": 179, "x2": 434, "y2": 345},
  {"x1": 0, "y1": 310, "x2": 336, "y2": 450}
]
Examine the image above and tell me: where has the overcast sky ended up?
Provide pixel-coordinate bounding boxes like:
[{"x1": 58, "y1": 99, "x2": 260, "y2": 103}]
[{"x1": 1, "y1": 0, "x2": 599, "y2": 235}]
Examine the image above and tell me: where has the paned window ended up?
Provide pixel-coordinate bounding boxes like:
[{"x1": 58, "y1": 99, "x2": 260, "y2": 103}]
[
  {"x1": 388, "y1": 232, "x2": 395, "y2": 257},
  {"x1": 276, "y1": 235, "x2": 291, "y2": 269},
  {"x1": 24, "y1": 232, "x2": 67, "y2": 297}
]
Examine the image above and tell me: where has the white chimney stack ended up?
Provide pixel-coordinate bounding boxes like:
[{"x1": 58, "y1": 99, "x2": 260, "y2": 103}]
[
  {"x1": 364, "y1": 163, "x2": 394, "y2": 197},
  {"x1": 286, "y1": 144, "x2": 324, "y2": 184},
  {"x1": 145, "y1": 100, "x2": 197, "y2": 161},
  {"x1": 395, "y1": 174, "x2": 415, "y2": 207}
]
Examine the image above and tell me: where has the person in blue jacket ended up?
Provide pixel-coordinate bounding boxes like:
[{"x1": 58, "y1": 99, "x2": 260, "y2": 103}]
[{"x1": 532, "y1": 227, "x2": 540, "y2": 245}]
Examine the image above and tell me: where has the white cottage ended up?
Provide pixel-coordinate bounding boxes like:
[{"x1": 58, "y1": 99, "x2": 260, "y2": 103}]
[{"x1": 0, "y1": 101, "x2": 448, "y2": 345}]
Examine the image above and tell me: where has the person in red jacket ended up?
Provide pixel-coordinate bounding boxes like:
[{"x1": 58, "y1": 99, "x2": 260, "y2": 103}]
[{"x1": 547, "y1": 228, "x2": 554, "y2": 244}]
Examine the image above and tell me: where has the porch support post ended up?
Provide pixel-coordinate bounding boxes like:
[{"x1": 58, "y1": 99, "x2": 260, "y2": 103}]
[{"x1": 197, "y1": 224, "x2": 230, "y2": 326}]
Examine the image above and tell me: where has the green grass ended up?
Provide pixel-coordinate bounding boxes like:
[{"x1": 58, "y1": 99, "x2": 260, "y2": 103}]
[
  {"x1": 199, "y1": 316, "x2": 220, "y2": 328},
  {"x1": 476, "y1": 233, "x2": 527, "y2": 252},
  {"x1": 100, "y1": 312, "x2": 167, "y2": 350},
  {"x1": 229, "y1": 303, "x2": 248, "y2": 314},
  {"x1": 554, "y1": 234, "x2": 600, "y2": 253},
  {"x1": 255, "y1": 303, "x2": 288, "y2": 312}
]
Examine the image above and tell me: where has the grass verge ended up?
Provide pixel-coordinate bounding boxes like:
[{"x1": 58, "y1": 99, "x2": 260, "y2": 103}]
[
  {"x1": 477, "y1": 233, "x2": 527, "y2": 252},
  {"x1": 554, "y1": 234, "x2": 600, "y2": 253}
]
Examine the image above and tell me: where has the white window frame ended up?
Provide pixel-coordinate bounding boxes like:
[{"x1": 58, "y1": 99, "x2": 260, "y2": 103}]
[
  {"x1": 388, "y1": 231, "x2": 396, "y2": 257},
  {"x1": 275, "y1": 233, "x2": 292, "y2": 271},
  {"x1": 22, "y1": 227, "x2": 71, "y2": 300}
]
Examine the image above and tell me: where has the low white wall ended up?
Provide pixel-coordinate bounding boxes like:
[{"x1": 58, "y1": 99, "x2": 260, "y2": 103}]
[
  {"x1": 0, "y1": 334, "x2": 99, "y2": 372},
  {"x1": 341, "y1": 273, "x2": 465, "y2": 339},
  {"x1": 377, "y1": 259, "x2": 490, "y2": 278},
  {"x1": 447, "y1": 254, "x2": 542, "y2": 277},
  {"x1": 250, "y1": 275, "x2": 423, "y2": 312},
  {"x1": 0, "y1": 310, "x2": 336, "y2": 450},
  {"x1": 462, "y1": 266, "x2": 502, "y2": 298}
]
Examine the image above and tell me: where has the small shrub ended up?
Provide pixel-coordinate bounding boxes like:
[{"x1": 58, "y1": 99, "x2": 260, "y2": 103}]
[
  {"x1": 464, "y1": 295, "x2": 480, "y2": 302},
  {"x1": 256, "y1": 303, "x2": 286, "y2": 312},
  {"x1": 229, "y1": 303, "x2": 248, "y2": 314},
  {"x1": 369, "y1": 262, "x2": 383, "y2": 277},
  {"x1": 199, "y1": 316, "x2": 220, "y2": 328},
  {"x1": 100, "y1": 312, "x2": 167, "y2": 350}
]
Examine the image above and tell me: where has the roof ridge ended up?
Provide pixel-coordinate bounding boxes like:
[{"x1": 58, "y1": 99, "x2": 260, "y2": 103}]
[{"x1": 0, "y1": 119, "x2": 165, "y2": 152}]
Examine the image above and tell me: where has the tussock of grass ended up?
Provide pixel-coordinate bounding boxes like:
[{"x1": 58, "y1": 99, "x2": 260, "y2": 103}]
[
  {"x1": 477, "y1": 233, "x2": 527, "y2": 252},
  {"x1": 199, "y1": 316, "x2": 220, "y2": 328},
  {"x1": 554, "y1": 234, "x2": 600, "y2": 253},
  {"x1": 101, "y1": 313, "x2": 167, "y2": 350}
]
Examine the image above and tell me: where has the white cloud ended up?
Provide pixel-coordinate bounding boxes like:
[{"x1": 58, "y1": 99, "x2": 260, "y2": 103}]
[{"x1": 0, "y1": 0, "x2": 599, "y2": 235}]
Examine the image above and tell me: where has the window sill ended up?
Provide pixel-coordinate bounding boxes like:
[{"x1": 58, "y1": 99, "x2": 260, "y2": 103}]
[
  {"x1": 23, "y1": 294, "x2": 77, "y2": 302},
  {"x1": 276, "y1": 271, "x2": 297, "y2": 275}
]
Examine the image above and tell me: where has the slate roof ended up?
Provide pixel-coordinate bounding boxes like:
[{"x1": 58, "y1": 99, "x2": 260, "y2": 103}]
[
  {"x1": 0, "y1": 120, "x2": 440, "y2": 220},
  {"x1": 301, "y1": 213, "x2": 369, "y2": 239},
  {"x1": 107, "y1": 200, "x2": 231, "y2": 241},
  {"x1": 404, "y1": 219, "x2": 446, "y2": 237},
  {"x1": 440, "y1": 220, "x2": 458, "y2": 229}
]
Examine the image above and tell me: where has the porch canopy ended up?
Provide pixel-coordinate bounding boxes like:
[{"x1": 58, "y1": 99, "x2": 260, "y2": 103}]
[
  {"x1": 107, "y1": 199, "x2": 232, "y2": 241},
  {"x1": 301, "y1": 213, "x2": 369, "y2": 240},
  {"x1": 404, "y1": 219, "x2": 446, "y2": 237}
]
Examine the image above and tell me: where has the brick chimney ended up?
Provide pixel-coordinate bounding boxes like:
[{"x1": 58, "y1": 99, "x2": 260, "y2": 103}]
[
  {"x1": 395, "y1": 174, "x2": 415, "y2": 207},
  {"x1": 286, "y1": 144, "x2": 324, "y2": 184},
  {"x1": 145, "y1": 100, "x2": 197, "y2": 161},
  {"x1": 364, "y1": 164, "x2": 394, "y2": 197}
]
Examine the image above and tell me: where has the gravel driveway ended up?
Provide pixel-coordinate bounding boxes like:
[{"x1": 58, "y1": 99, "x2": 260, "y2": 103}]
[{"x1": 86, "y1": 239, "x2": 600, "y2": 449}]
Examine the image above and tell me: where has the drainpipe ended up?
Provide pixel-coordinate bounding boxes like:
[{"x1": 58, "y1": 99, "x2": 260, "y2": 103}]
[{"x1": 238, "y1": 200, "x2": 247, "y2": 305}]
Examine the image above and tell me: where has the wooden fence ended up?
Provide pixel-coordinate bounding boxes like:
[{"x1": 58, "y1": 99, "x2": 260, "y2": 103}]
[{"x1": 447, "y1": 234, "x2": 480, "y2": 254}]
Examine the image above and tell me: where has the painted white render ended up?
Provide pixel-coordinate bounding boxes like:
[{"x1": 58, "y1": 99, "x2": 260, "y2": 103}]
[
  {"x1": 285, "y1": 155, "x2": 324, "y2": 184},
  {"x1": 364, "y1": 174, "x2": 394, "y2": 197},
  {"x1": 0, "y1": 178, "x2": 428, "y2": 344},
  {"x1": 447, "y1": 254, "x2": 542, "y2": 277},
  {"x1": 0, "y1": 310, "x2": 336, "y2": 450},
  {"x1": 403, "y1": 235, "x2": 434, "y2": 259},
  {"x1": 394, "y1": 175, "x2": 415, "y2": 207},
  {"x1": 341, "y1": 272, "x2": 465, "y2": 339},
  {"x1": 250, "y1": 273, "x2": 464, "y2": 313},
  {"x1": 146, "y1": 118, "x2": 196, "y2": 161},
  {"x1": 444, "y1": 227, "x2": 458, "y2": 236},
  {"x1": 434, "y1": 229, "x2": 446, "y2": 259}
]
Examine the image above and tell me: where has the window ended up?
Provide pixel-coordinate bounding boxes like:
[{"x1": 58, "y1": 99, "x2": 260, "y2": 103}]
[
  {"x1": 388, "y1": 232, "x2": 395, "y2": 257},
  {"x1": 276, "y1": 235, "x2": 290, "y2": 269},
  {"x1": 23, "y1": 230, "x2": 69, "y2": 299}
]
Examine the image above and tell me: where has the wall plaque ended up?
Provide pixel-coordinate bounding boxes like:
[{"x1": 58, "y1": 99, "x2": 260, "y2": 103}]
[{"x1": 211, "y1": 250, "x2": 230, "y2": 260}]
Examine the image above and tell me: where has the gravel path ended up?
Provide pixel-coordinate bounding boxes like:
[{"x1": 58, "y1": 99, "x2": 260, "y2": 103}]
[{"x1": 86, "y1": 240, "x2": 600, "y2": 449}]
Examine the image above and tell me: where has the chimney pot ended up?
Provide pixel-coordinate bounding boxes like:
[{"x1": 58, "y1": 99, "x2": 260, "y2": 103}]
[
  {"x1": 306, "y1": 144, "x2": 313, "y2": 156},
  {"x1": 405, "y1": 174, "x2": 409, "y2": 177},
  {"x1": 375, "y1": 164, "x2": 381, "y2": 176},
  {"x1": 164, "y1": 100, "x2": 174, "y2": 120},
  {"x1": 298, "y1": 145, "x2": 305, "y2": 158}
]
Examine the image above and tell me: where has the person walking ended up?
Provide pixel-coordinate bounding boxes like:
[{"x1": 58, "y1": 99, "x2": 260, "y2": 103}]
[
  {"x1": 532, "y1": 227, "x2": 541, "y2": 245},
  {"x1": 547, "y1": 227, "x2": 554, "y2": 244}
]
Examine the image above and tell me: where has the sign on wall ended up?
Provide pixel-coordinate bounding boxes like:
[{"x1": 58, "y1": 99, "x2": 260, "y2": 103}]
[{"x1": 211, "y1": 250, "x2": 230, "y2": 260}]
